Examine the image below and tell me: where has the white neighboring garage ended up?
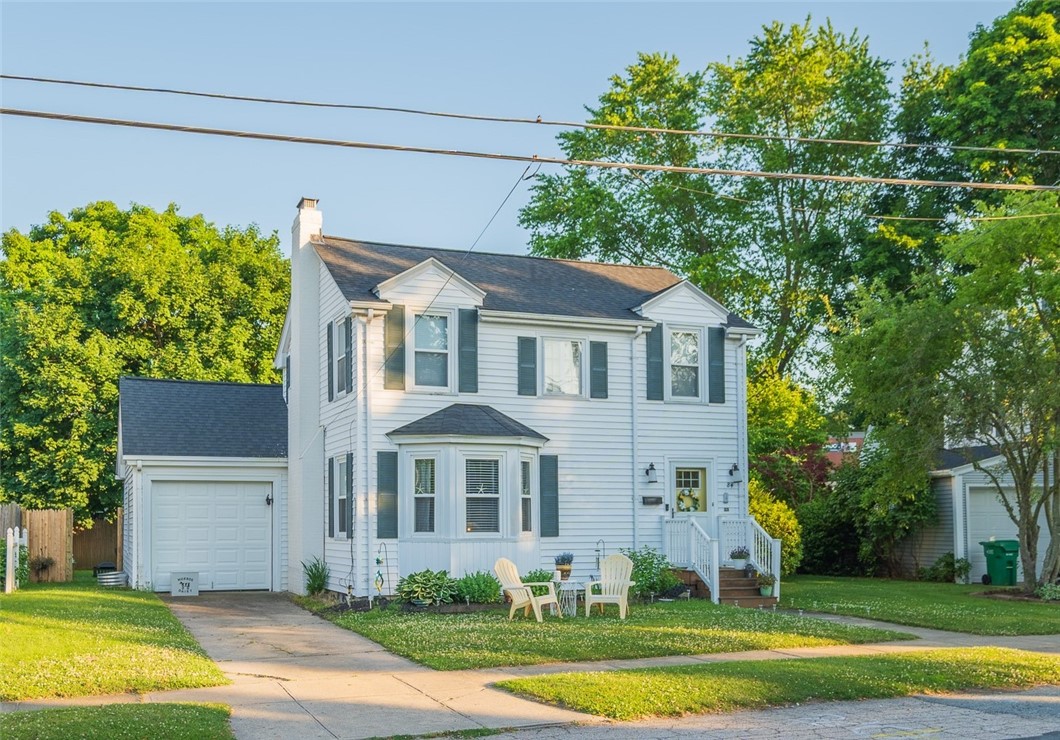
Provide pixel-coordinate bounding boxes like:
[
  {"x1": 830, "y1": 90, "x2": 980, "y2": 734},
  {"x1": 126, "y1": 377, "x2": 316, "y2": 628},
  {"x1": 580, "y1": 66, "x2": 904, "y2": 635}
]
[{"x1": 117, "y1": 377, "x2": 288, "y2": 592}]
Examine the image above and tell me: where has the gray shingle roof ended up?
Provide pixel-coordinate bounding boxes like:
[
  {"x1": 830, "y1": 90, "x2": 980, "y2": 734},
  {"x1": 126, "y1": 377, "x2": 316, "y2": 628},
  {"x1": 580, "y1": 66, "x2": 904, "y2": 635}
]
[
  {"x1": 119, "y1": 377, "x2": 287, "y2": 458},
  {"x1": 934, "y1": 445, "x2": 1000, "y2": 472},
  {"x1": 388, "y1": 404, "x2": 547, "y2": 440},
  {"x1": 315, "y1": 237, "x2": 755, "y2": 328}
]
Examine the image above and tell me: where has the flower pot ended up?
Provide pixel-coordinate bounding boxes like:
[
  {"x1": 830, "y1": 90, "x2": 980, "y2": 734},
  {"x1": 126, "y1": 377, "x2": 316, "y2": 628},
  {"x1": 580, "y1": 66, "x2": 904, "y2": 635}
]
[
  {"x1": 731, "y1": 558, "x2": 747, "y2": 570},
  {"x1": 557, "y1": 565, "x2": 572, "y2": 581},
  {"x1": 759, "y1": 585, "x2": 773, "y2": 597}
]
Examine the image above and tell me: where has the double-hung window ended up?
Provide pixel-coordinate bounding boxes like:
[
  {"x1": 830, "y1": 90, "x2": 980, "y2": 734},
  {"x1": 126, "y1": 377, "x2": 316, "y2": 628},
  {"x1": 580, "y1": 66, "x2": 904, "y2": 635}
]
[
  {"x1": 465, "y1": 458, "x2": 500, "y2": 533},
  {"x1": 335, "y1": 321, "x2": 348, "y2": 395},
  {"x1": 669, "y1": 329, "x2": 700, "y2": 398},
  {"x1": 336, "y1": 456, "x2": 348, "y2": 535},
  {"x1": 413, "y1": 313, "x2": 449, "y2": 388},
  {"x1": 520, "y1": 459, "x2": 532, "y2": 533},
  {"x1": 413, "y1": 458, "x2": 436, "y2": 533},
  {"x1": 543, "y1": 338, "x2": 583, "y2": 395}
]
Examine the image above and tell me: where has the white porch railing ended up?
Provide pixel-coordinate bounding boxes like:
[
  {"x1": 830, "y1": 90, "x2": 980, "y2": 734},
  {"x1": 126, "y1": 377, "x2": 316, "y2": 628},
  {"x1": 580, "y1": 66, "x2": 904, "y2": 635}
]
[
  {"x1": 676, "y1": 515, "x2": 783, "y2": 602},
  {"x1": 749, "y1": 517, "x2": 782, "y2": 601},
  {"x1": 663, "y1": 518, "x2": 720, "y2": 603}
]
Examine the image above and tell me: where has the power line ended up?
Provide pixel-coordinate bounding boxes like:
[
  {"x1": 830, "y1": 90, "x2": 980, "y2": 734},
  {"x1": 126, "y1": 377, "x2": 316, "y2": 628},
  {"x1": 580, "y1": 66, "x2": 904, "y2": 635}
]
[
  {"x1": 4, "y1": 73, "x2": 1058, "y2": 159},
  {"x1": 4, "y1": 107, "x2": 1057, "y2": 193}
]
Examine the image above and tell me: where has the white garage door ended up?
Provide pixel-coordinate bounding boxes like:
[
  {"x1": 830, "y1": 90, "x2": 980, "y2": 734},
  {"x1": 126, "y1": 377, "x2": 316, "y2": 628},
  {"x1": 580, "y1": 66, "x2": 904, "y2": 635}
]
[
  {"x1": 151, "y1": 480, "x2": 272, "y2": 591},
  {"x1": 967, "y1": 486, "x2": 1048, "y2": 583}
]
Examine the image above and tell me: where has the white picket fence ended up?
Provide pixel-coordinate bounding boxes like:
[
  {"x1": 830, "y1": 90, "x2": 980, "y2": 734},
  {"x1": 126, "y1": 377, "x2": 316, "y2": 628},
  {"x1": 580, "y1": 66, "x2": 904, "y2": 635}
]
[{"x1": 5, "y1": 526, "x2": 29, "y2": 593}]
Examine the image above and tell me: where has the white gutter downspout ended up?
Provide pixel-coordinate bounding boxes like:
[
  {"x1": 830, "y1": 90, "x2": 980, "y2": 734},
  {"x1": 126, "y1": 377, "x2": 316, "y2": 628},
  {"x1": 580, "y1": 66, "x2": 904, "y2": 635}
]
[
  {"x1": 363, "y1": 309, "x2": 376, "y2": 601},
  {"x1": 631, "y1": 326, "x2": 645, "y2": 550},
  {"x1": 736, "y1": 335, "x2": 749, "y2": 511}
]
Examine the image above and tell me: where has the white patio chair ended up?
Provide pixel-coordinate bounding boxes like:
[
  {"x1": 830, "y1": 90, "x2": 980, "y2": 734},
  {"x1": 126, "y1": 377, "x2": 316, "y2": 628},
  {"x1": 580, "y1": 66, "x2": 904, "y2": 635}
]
[
  {"x1": 585, "y1": 553, "x2": 635, "y2": 619},
  {"x1": 494, "y1": 557, "x2": 561, "y2": 622}
]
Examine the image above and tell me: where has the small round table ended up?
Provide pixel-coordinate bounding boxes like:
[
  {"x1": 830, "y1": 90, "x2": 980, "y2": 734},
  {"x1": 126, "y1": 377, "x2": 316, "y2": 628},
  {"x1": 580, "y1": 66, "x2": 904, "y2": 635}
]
[{"x1": 556, "y1": 580, "x2": 584, "y2": 617}]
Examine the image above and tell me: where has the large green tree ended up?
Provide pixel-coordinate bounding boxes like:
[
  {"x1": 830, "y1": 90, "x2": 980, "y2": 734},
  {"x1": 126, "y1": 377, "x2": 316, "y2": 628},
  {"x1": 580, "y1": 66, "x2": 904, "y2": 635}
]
[
  {"x1": 836, "y1": 193, "x2": 1060, "y2": 589},
  {"x1": 0, "y1": 202, "x2": 289, "y2": 523}
]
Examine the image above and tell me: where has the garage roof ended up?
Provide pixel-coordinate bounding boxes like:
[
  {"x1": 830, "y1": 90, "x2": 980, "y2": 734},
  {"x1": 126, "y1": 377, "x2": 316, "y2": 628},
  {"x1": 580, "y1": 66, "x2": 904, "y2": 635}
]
[
  {"x1": 934, "y1": 445, "x2": 1000, "y2": 472},
  {"x1": 119, "y1": 377, "x2": 287, "y2": 458}
]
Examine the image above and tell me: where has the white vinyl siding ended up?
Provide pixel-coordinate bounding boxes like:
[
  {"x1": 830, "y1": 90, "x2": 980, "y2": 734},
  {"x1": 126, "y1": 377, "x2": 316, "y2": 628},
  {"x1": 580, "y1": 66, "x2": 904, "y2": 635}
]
[{"x1": 465, "y1": 458, "x2": 500, "y2": 533}]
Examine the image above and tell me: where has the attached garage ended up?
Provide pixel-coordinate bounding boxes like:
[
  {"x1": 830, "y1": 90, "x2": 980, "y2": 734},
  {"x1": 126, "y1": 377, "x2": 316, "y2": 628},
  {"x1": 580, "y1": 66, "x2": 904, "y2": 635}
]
[
  {"x1": 117, "y1": 377, "x2": 288, "y2": 592},
  {"x1": 966, "y1": 485, "x2": 1051, "y2": 584}
]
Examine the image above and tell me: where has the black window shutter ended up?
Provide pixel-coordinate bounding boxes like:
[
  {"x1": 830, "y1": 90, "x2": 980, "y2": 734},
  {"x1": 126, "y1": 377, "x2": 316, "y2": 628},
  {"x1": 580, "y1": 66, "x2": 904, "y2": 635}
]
[
  {"x1": 346, "y1": 451, "x2": 354, "y2": 540},
  {"x1": 326, "y1": 322, "x2": 335, "y2": 402},
  {"x1": 377, "y1": 451, "x2": 398, "y2": 538},
  {"x1": 384, "y1": 305, "x2": 406, "y2": 390},
  {"x1": 708, "y1": 326, "x2": 726, "y2": 403},
  {"x1": 458, "y1": 308, "x2": 478, "y2": 393},
  {"x1": 589, "y1": 341, "x2": 608, "y2": 399},
  {"x1": 344, "y1": 317, "x2": 353, "y2": 393},
  {"x1": 517, "y1": 336, "x2": 537, "y2": 396},
  {"x1": 540, "y1": 455, "x2": 559, "y2": 537},
  {"x1": 328, "y1": 457, "x2": 335, "y2": 538},
  {"x1": 646, "y1": 324, "x2": 664, "y2": 400}
]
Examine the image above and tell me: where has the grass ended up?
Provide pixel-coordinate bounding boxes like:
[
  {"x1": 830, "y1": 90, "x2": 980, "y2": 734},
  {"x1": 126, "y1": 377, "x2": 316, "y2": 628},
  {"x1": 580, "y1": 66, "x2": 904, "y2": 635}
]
[
  {"x1": 784, "y1": 576, "x2": 1060, "y2": 635},
  {"x1": 0, "y1": 571, "x2": 228, "y2": 700},
  {"x1": 498, "y1": 647, "x2": 1060, "y2": 720},
  {"x1": 0, "y1": 703, "x2": 233, "y2": 740},
  {"x1": 297, "y1": 597, "x2": 912, "y2": 670}
]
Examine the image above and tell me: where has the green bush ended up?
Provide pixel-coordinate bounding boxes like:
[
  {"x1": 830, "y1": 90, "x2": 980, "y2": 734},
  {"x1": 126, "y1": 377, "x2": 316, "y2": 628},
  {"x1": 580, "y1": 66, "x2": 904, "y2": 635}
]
[
  {"x1": 396, "y1": 569, "x2": 458, "y2": 605},
  {"x1": 620, "y1": 546, "x2": 681, "y2": 599},
  {"x1": 797, "y1": 495, "x2": 864, "y2": 576},
  {"x1": 749, "y1": 479, "x2": 803, "y2": 575},
  {"x1": 1034, "y1": 583, "x2": 1060, "y2": 601},
  {"x1": 455, "y1": 570, "x2": 502, "y2": 603},
  {"x1": 522, "y1": 568, "x2": 555, "y2": 597},
  {"x1": 302, "y1": 556, "x2": 330, "y2": 595},
  {"x1": 918, "y1": 552, "x2": 972, "y2": 584},
  {"x1": 0, "y1": 545, "x2": 30, "y2": 589}
]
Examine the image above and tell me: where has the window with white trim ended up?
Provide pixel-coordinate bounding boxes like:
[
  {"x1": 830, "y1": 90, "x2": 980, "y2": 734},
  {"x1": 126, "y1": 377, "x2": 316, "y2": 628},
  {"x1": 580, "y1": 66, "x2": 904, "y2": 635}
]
[
  {"x1": 543, "y1": 338, "x2": 583, "y2": 395},
  {"x1": 520, "y1": 459, "x2": 532, "y2": 533},
  {"x1": 335, "y1": 321, "x2": 348, "y2": 395},
  {"x1": 413, "y1": 458, "x2": 436, "y2": 533},
  {"x1": 336, "y1": 456, "x2": 348, "y2": 535},
  {"x1": 413, "y1": 313, "x2": 449, "y2": 388},
  {"x1": 669, "y1": 329, "x2": 700, "y2": 398},
  {"x1": 465, "y1": 458, "x2": 500, "y2": 533}
]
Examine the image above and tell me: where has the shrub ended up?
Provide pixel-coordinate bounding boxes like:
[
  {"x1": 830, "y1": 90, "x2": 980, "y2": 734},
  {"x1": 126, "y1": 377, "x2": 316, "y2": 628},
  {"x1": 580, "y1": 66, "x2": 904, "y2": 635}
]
[
  {"x1": 455, "y1": 570, "x2": 502, "y2": 603},
  {"x1": 918, "y1": 552, "x2": 972, "y2": 584},
  {"x1": 0, "y1": 544, "x2": 30, "y2": 588},
  {"x1": 620, "y1": 546, "x2": 681, "y2": 599},
  {"x1": 396, "y1": 569, "x2": 458, "y2": 605},
  {"x1": 302, "y1": 556, "x2": 330, "y2": 595},
  {"x1": 1035, "y1": 583, "x2": 1060, "y2": 601},
  {"x1": 748, "y1": 478, "x2": 803, "y2": 575},
  {"x1": 522, "y1": 568, "x2": 555, "y2": 597},
  {"x1": 797, "y1": 495, "x2": 864, "y2": 576}
]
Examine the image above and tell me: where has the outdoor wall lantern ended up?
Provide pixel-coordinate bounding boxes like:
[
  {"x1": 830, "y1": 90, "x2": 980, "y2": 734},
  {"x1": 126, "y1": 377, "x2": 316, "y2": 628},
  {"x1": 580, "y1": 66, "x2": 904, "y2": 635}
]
[
  {"x1": 645, "y1": 462, "x2": 658, "y2": 484},
  {"x1": 727, "y1": 463, "x2": 743, "y2": 485}
]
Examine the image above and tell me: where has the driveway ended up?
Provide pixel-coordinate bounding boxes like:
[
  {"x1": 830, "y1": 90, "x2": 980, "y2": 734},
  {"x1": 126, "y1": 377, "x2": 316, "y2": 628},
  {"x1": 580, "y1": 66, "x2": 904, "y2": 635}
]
[{"x1": 154, "y1": 592, "x2": 589, "y2": 739}]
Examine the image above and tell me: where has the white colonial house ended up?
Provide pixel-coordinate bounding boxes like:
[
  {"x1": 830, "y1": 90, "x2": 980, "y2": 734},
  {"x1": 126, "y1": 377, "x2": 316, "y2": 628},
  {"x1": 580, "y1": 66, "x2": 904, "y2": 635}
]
[{"x1": 117, "y1": 197, "x2": 780, "y2": 602}]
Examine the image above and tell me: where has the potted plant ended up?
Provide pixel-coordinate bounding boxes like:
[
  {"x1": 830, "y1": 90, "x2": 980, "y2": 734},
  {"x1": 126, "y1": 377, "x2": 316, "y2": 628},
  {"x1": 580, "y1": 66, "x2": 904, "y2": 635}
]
[
  {"x1": 757, "y1": 571, "x2": 776, "y2": 597},
  {"x1": 554, "y1": 552, "x2": 574, "y2": 581},
  {"x1": 729, "y1": 546, "x2": 750, "y2": 570}
]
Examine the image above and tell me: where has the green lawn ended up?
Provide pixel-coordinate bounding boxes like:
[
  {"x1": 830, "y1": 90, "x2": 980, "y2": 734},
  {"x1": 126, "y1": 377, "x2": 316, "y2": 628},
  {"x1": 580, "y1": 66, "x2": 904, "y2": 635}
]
[
  {"x1": 498, "y1": 647, "x2": 1060, "y2": 720},
  {"x1": 299, "y1": 598, "x2": 912, "y2": 670},
  {"x1": 784, "y1": 576, "x2": 1060, "y2": 635},
  {"x1": 0, "y1": 703, "x2": 233, "y2": 740},
  {"x1": 0, "y1": 572, "x2": 228, "y2": 700}
]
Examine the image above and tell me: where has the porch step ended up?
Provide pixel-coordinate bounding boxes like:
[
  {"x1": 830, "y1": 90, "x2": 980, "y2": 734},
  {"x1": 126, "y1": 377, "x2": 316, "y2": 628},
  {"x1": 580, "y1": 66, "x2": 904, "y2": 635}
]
[{"x1": 672, "y1": 567, "x2": 778, "y2": 609}]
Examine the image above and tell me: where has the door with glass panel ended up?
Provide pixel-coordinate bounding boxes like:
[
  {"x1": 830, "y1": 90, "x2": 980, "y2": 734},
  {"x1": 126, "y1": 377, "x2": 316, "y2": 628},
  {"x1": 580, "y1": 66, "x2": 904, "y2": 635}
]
[{"x1": 674, "y1": 467, "x2": 710, "y2": 533}]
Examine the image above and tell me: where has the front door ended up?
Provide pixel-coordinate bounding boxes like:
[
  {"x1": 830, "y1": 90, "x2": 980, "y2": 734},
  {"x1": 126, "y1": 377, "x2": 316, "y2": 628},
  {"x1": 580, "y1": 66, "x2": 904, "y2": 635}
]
[{"x1": 674, "y1": 468, "x2": 711, "y2": 535}]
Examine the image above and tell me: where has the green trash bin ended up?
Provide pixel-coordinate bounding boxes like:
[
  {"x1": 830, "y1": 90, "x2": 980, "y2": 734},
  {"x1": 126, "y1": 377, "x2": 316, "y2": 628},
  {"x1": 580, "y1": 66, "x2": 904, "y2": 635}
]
[{"x1": 979, "y1": 540, "x2": 1020, "y2": 586}]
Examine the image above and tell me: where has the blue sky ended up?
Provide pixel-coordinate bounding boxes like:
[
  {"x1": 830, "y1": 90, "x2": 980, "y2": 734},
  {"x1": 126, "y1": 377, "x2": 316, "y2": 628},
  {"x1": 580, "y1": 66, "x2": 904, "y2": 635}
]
[{"x1": 2, "y1": 2, "x2": 1012, "y2": 256}]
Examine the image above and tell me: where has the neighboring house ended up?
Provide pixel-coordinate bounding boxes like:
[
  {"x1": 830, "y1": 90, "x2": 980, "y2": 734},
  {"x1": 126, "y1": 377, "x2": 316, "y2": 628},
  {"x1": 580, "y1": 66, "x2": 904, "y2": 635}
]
[
  {"x1": 824, "y1": 431, "x2": 865, "y2": 468},
  {"x1": 899, "y1": 446, "x2": 1050, "y2": 583},
  {"x1": 119, "y1": 198, "x2": 778, "y2": 601}
]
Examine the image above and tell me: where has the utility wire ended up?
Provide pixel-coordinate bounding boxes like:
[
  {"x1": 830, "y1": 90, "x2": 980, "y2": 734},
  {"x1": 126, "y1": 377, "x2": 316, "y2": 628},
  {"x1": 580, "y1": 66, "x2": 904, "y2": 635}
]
[
  {"x1": 3, "y1": 108, "x2": 1056, "y2": 193},
  {"x1": 4, "y1": 73, "x2": 1058, "y2": 158}
]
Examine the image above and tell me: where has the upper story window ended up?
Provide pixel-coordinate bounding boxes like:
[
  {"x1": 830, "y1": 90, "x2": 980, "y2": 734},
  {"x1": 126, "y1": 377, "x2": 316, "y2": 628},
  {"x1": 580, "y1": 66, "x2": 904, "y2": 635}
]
[
  {"x1": 669, "y1": 329, "x2": 701, "y2": 399},
  {"x1": 413, "y1": 313, "x2": 449, "y2": 388},
  {"x1": 465, "y1": 458, "x2": 500, "y2": 533},
  {"x1": 335, "y1": 322, "x2": 349, "y2": 395},
  {"x1": 543, "y1": 338, "x2": 583, "y2": 395}
]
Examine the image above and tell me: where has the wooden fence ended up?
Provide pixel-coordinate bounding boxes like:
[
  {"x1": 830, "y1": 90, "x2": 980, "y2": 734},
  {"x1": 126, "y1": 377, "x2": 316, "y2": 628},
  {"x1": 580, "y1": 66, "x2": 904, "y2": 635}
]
[
  {"x1": 0, "y1": 503, "x2": 21, "y2": 537},
  {"x1": 23, "y1": 509, "x2": 74, "y2": 582},
  {"x1": 74, "y1": 510, "x2": 123, "y2": 571}
]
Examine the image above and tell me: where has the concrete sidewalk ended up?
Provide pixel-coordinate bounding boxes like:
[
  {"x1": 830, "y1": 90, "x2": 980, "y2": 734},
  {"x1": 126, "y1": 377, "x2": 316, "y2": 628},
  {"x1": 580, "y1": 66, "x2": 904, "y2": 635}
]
[{"x1": 3, "y1": 594, "x2": 1058, "y2": 740}]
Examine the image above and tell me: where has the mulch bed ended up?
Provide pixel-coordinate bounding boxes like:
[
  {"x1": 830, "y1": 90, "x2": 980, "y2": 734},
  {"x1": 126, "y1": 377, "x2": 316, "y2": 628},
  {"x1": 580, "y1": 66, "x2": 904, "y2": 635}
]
[{"x1": 973, "y1": 588, "x2": 1052, "y2": 602}]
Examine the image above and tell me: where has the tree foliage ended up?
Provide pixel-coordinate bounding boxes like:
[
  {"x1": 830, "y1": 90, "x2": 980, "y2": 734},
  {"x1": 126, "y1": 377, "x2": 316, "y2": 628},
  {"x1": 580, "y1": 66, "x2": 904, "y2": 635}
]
[
  {"x1": 835, "y1": 193, "x2": 1060, "y2": 588},
  {"x1": 748, "y1": 479, "x2": 803, "y2": 575},
  {"x1": 0, "y1": 202, "x2": 289, "y2": 523}
]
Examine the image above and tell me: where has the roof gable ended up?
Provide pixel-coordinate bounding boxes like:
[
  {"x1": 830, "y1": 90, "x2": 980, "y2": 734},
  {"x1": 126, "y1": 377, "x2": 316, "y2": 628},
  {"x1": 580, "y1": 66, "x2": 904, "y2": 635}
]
[
  {"x1": 119, "y1": 377, "x2": 288, "y2": 460},
  {"x1": 636, "y1": 281, "x2": 758, "y2": 332},
  {"x1": 373, "y1": 257, "x2": 486, "y2": 304}
]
